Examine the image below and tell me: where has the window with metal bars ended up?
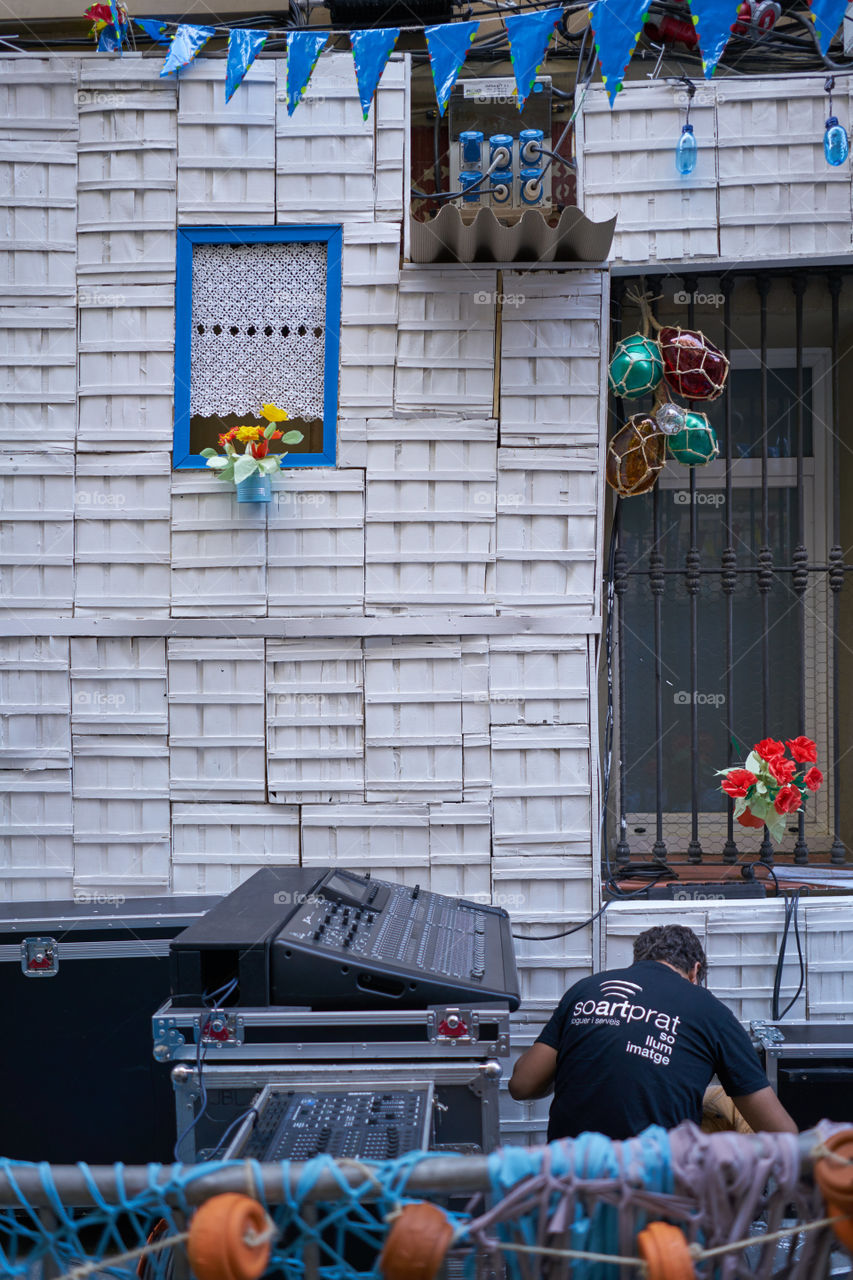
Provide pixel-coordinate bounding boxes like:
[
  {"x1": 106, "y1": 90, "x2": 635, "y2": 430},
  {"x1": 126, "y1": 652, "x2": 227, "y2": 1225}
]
[
  {"x1": 606, "y1": 269, "x2": 851, "y2": 870},
  {"x1": 173, "y1": 225, "x2": 342, "y2": 468}
]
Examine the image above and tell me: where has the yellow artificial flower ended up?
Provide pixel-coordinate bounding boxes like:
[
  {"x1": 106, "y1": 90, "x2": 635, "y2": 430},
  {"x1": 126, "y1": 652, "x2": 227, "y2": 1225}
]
[
  {"x1": 261, "y1": 403, "x2": 289, "y2": 423},
  {"x1": 234, "y1": 424, "x2": 264, "y2": 442}
]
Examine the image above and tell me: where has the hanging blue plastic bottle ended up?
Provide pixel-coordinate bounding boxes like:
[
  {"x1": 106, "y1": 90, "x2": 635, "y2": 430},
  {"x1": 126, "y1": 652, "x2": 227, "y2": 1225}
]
[
  {"x1": 824, "y1": 116, "x2": 849, "y2": 166},
  {"x1": 675, "y1": 123, "x2": 697, "y2": 176}
]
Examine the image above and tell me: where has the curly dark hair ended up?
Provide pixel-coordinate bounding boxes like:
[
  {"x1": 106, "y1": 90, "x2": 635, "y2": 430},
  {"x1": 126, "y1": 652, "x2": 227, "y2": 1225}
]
[{"x1": 633, "y1": 925, "x2": 707, "y2": 981}]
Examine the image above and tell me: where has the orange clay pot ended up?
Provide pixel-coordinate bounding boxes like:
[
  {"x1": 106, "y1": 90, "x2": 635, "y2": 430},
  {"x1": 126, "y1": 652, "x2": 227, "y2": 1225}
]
[
  {"x1": 815, "y1": 1129, "x2": 853, "y2": 1214},
  {"x1": 828, "y1": 1202, "x2": 853, "y2": 1253},
  {"x1": 378, "y1": 1202, "x2": 455, "y2": 1280},
  {"x1": 187, "y1": 1194, "x2": 271, "y2": 1280},
  {"x1": 637, "y1": 1221, "x2": 696, "y2": 1280}
]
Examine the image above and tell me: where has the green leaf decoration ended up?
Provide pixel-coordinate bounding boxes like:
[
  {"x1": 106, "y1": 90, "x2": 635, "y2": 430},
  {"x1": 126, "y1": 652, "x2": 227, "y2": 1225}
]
[
  {"x1": 744, "y1": 751, "x2": 763, "y2": 775},
  {"x1": 263, "y1": 424, "x2": 277, "y2": 439},
  {"x1": 200, "y1": 448, "x2": 218, "y2": 458},
  {"x1": 233, "y1": 454, "x2": 259, "y2": 485},
  {"x1": 733, "y1": 796, "x2": 748, "y2": 819},
  {"x1": 280, "y1": 430, "x2": 304, "y2": 445},
  {"x1": 766, "y1": 812, "x2": 787, "y2": 844},
  {"x1": 747, "y1": 794, "x2": 772, "y2": 822},
  {"x1": 205, "y1": 456, "x2": 229, "y2": 470},
  {"x1": 259, "y1": 456, "x2": 281, "y2": 475}
]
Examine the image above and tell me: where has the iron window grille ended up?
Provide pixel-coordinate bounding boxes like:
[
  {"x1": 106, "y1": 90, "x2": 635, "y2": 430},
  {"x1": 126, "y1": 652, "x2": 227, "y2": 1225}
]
[
  {"x1": 173, "y1": 225, "x2": 342, "y2": 469},
  {"x1": 606, "y1": 269, "x2": 851, "y2": 868}
]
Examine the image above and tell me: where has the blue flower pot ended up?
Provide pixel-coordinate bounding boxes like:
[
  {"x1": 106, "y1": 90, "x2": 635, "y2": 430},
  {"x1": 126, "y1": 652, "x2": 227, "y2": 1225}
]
[{"x1": 235, "y1": 474, "x2": 272, "y2": 504}]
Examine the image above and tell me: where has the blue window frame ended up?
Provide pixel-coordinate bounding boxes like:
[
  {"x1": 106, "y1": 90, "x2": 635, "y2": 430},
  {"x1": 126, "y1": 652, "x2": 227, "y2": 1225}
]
[{"x1": 173, "y1": 225, "x2": 342, "y2": 468}]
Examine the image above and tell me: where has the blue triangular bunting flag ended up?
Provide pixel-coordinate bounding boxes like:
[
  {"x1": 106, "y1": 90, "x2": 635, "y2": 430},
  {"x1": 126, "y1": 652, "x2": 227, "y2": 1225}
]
[
  {"x1": 688, "y1": 0, "x2": 740, "y2": 75},
  {"x1": 134, "y1": 17, "x2": 171, "y2": 44},
  {"x1": 425, "y1": 20, "x2": 479, "y2": 116},
  {"x1": 351, "y1": 27, "x2": 400, "y2": 120},
  {"x1": 806, "y1": 0, "x2": 848, "y2": 52},
  {"x1": 505, "y1": 7, "x2": 562, "y2": 110},
  {"x1": 286, "y1": 31, "x2": 329, "y2": 115},
  {"x1": 160, "y1": 24, "x2": 215, "y2": 77},
  {"x1": 588, "y1": 0, "x2": 652, "y2": 104},
  {"x1": 226, "y1": 29, "x2": 269, "y2": 101}
]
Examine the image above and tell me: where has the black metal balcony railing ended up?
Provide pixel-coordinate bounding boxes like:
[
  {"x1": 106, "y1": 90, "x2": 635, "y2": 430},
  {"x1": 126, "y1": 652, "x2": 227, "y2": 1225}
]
[{"x1": 607, "y1": 268, "x2": 852, "y2": 867}]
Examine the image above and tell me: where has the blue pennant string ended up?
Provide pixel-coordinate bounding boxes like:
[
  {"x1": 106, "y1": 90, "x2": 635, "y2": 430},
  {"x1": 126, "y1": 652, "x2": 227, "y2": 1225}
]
[
  {"x1": 134, "y1": 17, "x2": 171, "y2": 43},
  {"x1": 688, "y1": 0, "x2": 740, "y2": 75},
  {"x1": 351, "y1": 27, "x2": 400, "y2": 120},
  {"x1": 505, "y1": 7, "x2": 562, "y2": 109},
  {"x1": 588, "y1": 0, "x2": 652, "y2": 104},
  {"x1": 160, "y1": 24, "x2": 215, "y2": 77},
  {"x1": 806, "y1": 0, "x2": 848, "y2": 52},
  {"x1": 286, "y1": 31, "x2": 329, "y2": 115},
  {"x1": 226, "y1": 29, "x2": 269, "y2": 101},
  {"x1": 425, "y1": 20, "x2": 479, "y2": 116}
]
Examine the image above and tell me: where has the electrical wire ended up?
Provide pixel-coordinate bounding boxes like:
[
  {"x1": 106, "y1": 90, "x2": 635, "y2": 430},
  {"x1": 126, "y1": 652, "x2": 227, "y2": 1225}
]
[
  {"x1": 171, "y1": 977, "x2": 239, "y2": 1161},
  {"x1": 411, "y1": 153, "x2": 504, "y2": 201},
  {"x1": 205, "y1": 1105, "x2": 261, "y2": 1162}
]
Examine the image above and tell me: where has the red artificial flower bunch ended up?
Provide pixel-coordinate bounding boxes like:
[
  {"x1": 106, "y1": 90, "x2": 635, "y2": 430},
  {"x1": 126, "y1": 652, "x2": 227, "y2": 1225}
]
[{"x1": 718, "y1": 736, "x2": 823, "y2": 843}]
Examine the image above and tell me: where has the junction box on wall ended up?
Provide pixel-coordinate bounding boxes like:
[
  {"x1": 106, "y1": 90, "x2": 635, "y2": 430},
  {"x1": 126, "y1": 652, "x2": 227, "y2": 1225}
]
[{"x1": 447, "y1": 76, "x2": 553, "y2": 213}]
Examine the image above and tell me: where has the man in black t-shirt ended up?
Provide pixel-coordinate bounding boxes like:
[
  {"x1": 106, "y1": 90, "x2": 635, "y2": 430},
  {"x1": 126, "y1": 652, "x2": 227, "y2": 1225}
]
[{"x1": 509, "y1": 924, "x2": 797, "y2": 1140}]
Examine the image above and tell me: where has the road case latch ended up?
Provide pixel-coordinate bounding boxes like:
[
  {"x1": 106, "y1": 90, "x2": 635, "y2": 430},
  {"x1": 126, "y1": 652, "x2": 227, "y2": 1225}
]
[{"x1": 21, "y1": 937, "x2": 58, "y2": 978}]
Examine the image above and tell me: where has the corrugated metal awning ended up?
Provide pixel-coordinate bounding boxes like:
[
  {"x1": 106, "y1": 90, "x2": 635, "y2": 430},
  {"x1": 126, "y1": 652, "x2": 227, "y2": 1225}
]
[{"x1": 409, "y1": 205, "x2": 616, "y2": 265}]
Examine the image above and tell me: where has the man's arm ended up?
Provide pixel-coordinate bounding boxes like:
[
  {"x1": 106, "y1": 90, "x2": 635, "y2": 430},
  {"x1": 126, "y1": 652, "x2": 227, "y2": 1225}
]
[
  {"x1": 731, "y1": 1086, "x2": 798, "y2": 1134},
  {"x1": 508, "y1": 1043, "x2": 558, "y2": 1101}
]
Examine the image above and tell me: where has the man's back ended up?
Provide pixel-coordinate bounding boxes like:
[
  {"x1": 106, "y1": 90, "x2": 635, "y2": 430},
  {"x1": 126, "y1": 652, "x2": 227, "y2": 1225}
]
[{"x1": 538, "y1": 959, "x2": 769, "y2": 1140}]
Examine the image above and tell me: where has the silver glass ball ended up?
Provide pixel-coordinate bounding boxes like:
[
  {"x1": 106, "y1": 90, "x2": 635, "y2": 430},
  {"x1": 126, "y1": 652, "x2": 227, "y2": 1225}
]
[{"x1": 655, "y1": 402, "x2": 688, "y2": 436}]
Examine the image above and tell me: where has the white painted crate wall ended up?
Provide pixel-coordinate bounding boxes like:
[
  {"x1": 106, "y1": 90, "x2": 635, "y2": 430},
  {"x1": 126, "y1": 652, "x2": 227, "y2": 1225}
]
[
  {"x1": 77, "y1": 286, "x2": 175, "y2": 451},
  {"x1": 804, "y1": 903, "x2": 853, "y2": 1020},
  {"x1": 0, "y1": 454, "x2": 74, "y2": 616},
  {"x1": 0, "y1": 769, "x2": 74, "y2": 901},
  {"x1": 171, "y1": 476, "x2": 267, "y2": 616},
  {"x1": 76, "y1": 64, "x2": 176, "y2": 287},
  {"x1": 364, "y1": 638, "x2": 468, "y2": 801},
  {"x1": 512, "y1": 921, "x2": 594, "y2": 1015},
  {"x1": 74, "y1": 453, "x2": 171, "y2": 614},
  {"x1": 717, "y1": 78, "x2": 853, "y2": 258},
  {"x1": 395, "y1": 271, "x2": 496, "y2": 412},
  {"x1": 168, "y1": 639, "x2": 267, "y2": 801},
  {"x1": 172, "y1": 802, "x2": 299, "y2": 894},
  {"x1": 428, "y1": 801, "x2": 491, "y2": 901},
  {"x1": 69, "y1": 630, "x2": 170, "y2": 894},
  {"x1": 72, "y1": 737, "x2": 170, "y2": 893},
  {"x1": 495, "y1": 449, "x2": 599, "y2": 616},
  {"x1": 365, "y1": 420, "x2": 497, "y2": 612},
  {"x1": 0, "y1": 57, "x2": 78, "y2": 308},
  {"x1": 0, "y1": 307, "x2": 76, "y2": 446},
  {"x1": 268, "y1": 471, "x2": 365, "y2": 615},
  {"x1": 340, "y1": 224, "x2": 400, "y2": 417},
  {"x1": 275, "y1": 54, "x2": 375, "y2": 221},
  {"x1": 301, "y1": 803, "x2": 431, "y2": 886},
  {"x1": 0, "y1": 637, "x2": 70, "y2": 771},
  {"x1": 705, "y1": 904, "x2": 807, "y2": 1022},
  {"x1": 491, "y1": 724, "x2": 592, "y2": 856},
  {"x1": 267, "y1": 640, "x2": 364, "y2": 803},
  {"x1": 499, "y1": 272, "x2": 606, "y2": 448},
  {"x1": 374, "y1": 58, "x2": 408, "y2": 219},
  {"x1": 177, "y1": 61, "x2": 276, "y2": 224},
  {"x1": 488, "y1": 635, "x2": 590, "y2": 728},
  {"x1": 576, "y1": 82, "x2": 719, "y2": 263},
  {"x1": 70, "y1": 637, "x2": 167, "y2": 737}
]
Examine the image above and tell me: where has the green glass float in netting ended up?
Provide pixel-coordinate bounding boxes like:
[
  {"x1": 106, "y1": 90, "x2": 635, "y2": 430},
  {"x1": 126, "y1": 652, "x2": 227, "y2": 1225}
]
[
  {"x1": 667, "y1": 411, "x2": 720, "y2": 465},
  {"x1": 608, "y1": 334, "x2": 664, "y2": 400}
]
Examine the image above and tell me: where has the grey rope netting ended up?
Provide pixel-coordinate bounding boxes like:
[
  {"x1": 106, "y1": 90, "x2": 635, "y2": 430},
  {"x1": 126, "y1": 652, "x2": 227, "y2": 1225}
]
[{"x1": 0, "y1": 1122, "x2": 850, "y2": 1280}]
